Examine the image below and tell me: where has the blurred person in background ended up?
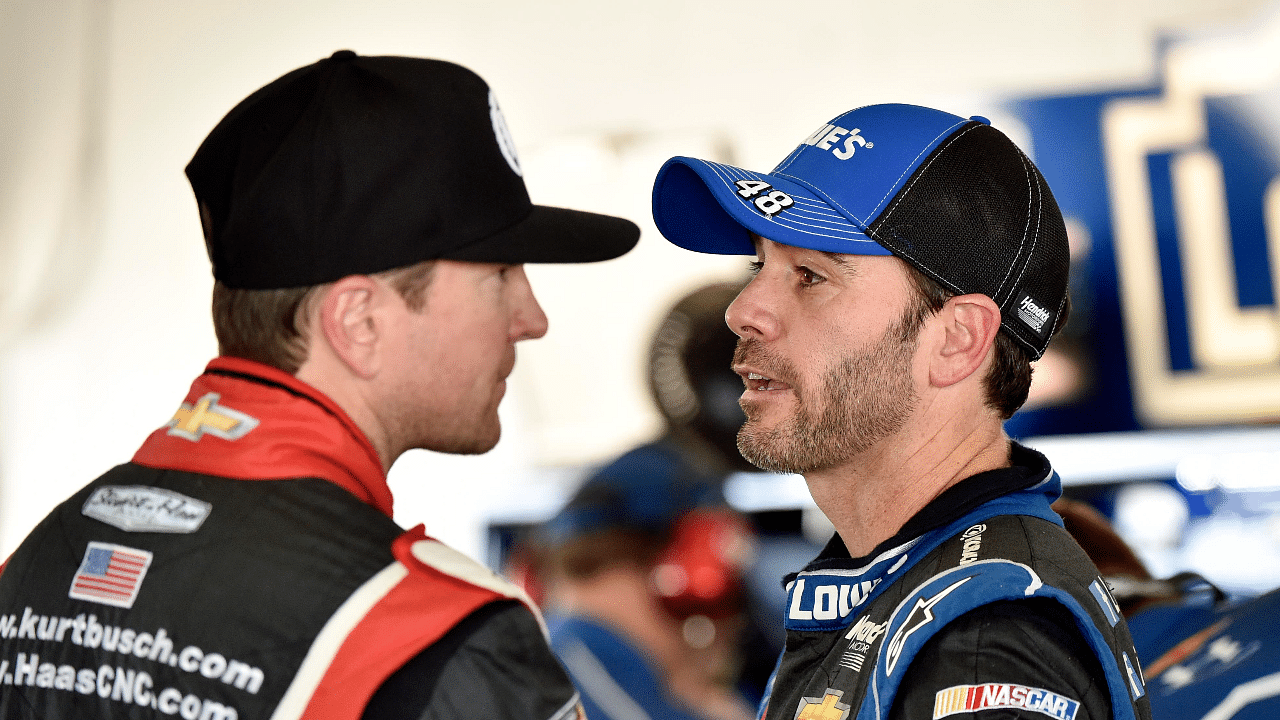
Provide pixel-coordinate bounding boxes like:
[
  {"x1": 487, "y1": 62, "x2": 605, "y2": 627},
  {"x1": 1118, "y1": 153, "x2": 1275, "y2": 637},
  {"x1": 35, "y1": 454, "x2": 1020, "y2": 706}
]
[
  {"x1": 0, "y1": 50, "x2": 638, "y2": 720},
  {"x1": 651, "y1": 103, "x2": 1152, "y2": 720},
  {"x1": 529, "y1": 282, "x2": 760, "y2": 720},
  {"x1": 538, "y1": 460, "x2": 755, "y2": 720}
]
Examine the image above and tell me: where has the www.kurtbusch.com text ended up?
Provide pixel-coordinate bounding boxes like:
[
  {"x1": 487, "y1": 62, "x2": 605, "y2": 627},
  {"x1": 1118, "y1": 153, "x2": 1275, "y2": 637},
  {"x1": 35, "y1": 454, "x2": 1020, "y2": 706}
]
[{"x1": 1, "y1": 606, "x2": 263, "y2": 719}]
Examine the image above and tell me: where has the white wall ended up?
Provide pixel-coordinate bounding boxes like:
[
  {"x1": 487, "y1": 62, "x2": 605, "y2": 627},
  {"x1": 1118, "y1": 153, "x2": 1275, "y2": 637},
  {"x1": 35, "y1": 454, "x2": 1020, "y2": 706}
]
[{"x1": 0, "y1": 0, "x2": 1271, "y2": 562}]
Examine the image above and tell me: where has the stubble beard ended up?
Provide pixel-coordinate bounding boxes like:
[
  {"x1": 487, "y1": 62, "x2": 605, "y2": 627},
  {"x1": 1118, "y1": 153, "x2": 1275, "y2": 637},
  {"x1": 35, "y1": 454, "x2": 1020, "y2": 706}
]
[
  {"x1": 386, "y1": 381, "x2": 504, "y2": 458},
  {"x1": 423, "y1": 418, "x2": 501, "y2": 456},
  {"x1": 734, "y1": 320, "x2": 920, "y2": 475}
]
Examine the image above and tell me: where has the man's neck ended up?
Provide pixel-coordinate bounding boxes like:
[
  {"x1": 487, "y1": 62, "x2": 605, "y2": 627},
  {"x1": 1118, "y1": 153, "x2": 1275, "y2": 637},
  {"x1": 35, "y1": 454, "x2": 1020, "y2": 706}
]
[
  {"x1": 296, "y1": 358, "x2": 396, "y2": 474},
  {"x1": 803, "y1": 414, "x2": 1011, "y2": 558}
]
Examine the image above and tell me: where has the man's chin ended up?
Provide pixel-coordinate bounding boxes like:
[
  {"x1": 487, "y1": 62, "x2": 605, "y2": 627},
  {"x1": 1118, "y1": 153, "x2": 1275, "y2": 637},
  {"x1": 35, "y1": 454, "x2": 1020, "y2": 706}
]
[
  {"x1": 423, "y1": 424, "x2": 501, "y2": 456},
  {"x1": 463, "y1": 429, "x2": 502, "y2": 455},
  {"x1": 737, "y1": 420, "x2": 844, "y2": 475},
  {"x1": 736, "y1": 423, "x2": 794, "y2": 474}
]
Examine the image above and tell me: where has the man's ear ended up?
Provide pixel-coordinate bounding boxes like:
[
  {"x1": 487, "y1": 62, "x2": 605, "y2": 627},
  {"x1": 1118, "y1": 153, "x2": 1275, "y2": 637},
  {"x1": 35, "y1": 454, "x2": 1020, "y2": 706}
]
[
  {"x1": 315, "y1": 276, "x2": 383, "y2": 379},
  {"x1": 928, "y1": 293, "x2": 1002, "y2": 388}
]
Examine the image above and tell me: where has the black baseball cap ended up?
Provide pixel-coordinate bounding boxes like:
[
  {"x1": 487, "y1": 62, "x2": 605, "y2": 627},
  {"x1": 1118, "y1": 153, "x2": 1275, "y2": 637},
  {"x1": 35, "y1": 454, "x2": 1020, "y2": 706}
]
[
  {"x1": 651, "y1": 104, "x2": 1068, "y2": 360},
  {"x1": 187, "y1": 50, "x2": 640, "y2": 289}
]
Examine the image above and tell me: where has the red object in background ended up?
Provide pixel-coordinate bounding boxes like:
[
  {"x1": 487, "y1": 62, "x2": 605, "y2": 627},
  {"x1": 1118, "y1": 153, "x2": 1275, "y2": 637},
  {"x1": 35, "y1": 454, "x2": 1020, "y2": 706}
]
[
  {"x1": 651, "y1": 509, "x2": 755, "y2": 620},
  {"x1": 503, "y1": 546, "x2": 547, "y2": 607}
]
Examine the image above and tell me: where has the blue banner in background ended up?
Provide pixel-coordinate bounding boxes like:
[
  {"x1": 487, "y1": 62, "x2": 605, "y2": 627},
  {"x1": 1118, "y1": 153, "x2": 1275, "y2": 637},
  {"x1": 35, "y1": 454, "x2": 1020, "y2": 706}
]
[
  {"x1": 1004, "y1": 89, "x2": 1153, "y2": 438},
  {"x1": 1002, "y1": 14, "x2": 1280, "y2": 437}
]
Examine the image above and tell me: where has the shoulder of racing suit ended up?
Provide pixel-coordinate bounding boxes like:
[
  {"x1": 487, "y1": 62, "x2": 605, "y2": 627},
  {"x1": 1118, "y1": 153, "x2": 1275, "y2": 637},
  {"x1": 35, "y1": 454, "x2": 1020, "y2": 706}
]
[
  {"x1": 0, "y1": 463, "x2": 540, "y2": 720},
  {"x1": 762, "y1": 502, "x2": 1152, "y2": 720}
]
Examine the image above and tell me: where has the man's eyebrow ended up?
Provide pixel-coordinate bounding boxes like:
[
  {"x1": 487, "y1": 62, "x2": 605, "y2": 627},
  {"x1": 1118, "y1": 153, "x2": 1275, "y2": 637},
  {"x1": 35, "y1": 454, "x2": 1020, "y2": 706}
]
[
  {"x1": 749, "y1": 234, "x2": 855, "y2": 274},
  {"x1": 819, "y1": 250, "x2": 860, "y2": 278},
  {"x1": 822, "y1": 251, "x2": 850, "y2": 268}
]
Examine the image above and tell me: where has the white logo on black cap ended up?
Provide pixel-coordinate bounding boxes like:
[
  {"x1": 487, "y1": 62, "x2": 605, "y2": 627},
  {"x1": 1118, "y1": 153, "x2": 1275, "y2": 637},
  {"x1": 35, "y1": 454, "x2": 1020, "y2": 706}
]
[
  {"x1": 1017, "y1": 292, "x2": 1052, "y2": 335},
  {"x1": 489, "y1": 91, "x2": 522, "y2": 178}
]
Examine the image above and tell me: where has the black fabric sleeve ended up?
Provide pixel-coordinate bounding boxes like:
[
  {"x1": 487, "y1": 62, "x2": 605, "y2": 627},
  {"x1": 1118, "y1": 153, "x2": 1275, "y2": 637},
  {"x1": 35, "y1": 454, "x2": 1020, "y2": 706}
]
[
  {"x1": 362, "y1": 599, "x2": 579, "y2": 720},
  {"x1": 889, "y1": 598, "x2": 1114, "y2": 720}
]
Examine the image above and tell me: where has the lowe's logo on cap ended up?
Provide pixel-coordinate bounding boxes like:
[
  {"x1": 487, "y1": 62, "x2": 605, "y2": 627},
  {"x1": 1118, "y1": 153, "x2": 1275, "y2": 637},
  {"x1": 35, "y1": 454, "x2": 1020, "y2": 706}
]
[
  {"x1": 801, "y1": 123, "x2": 873, "y2": 160},
  {"x1": 651, "y1": 104, "x2": 976, "y2": 260}
]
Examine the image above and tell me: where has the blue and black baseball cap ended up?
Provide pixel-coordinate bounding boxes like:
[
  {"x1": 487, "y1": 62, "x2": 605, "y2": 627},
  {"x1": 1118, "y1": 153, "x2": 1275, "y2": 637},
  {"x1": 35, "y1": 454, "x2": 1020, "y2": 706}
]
[{"x1": 651, "y1": 103, "x2": 1068, "y2": 359}]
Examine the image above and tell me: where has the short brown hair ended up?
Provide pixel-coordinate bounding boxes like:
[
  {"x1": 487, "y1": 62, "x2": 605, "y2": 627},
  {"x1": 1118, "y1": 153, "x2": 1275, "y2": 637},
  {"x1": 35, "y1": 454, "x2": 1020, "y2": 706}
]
[
  {"x1": 211, "y1": 260, "x2": 437, "y2": 374},
  {"x1": 545, "y1": 529, "x2": 668, "y2": 582},
  {"x1": 901, "y1": 264, "x2": 1069, "y2": 420}
]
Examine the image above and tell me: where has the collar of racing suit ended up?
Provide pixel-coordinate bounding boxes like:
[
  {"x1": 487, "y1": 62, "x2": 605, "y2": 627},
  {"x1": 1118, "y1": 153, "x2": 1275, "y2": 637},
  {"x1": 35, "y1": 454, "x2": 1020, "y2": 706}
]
[
  {"x1": 793, "y1": 442, "x2": 1056, "y2": 581},
  {"x1": 131, "y1": 356, "x2": 394, "y2": 516}
]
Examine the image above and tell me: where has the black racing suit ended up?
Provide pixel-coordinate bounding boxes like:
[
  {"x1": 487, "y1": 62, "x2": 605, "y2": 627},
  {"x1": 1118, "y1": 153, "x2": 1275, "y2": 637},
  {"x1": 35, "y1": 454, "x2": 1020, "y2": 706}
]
[
  {"x1": 0, "y1": 357, "x2": 579, "y2": 720},
  {"x1": 759, "y1": 443, "x2": 1152, "y2": 720}
]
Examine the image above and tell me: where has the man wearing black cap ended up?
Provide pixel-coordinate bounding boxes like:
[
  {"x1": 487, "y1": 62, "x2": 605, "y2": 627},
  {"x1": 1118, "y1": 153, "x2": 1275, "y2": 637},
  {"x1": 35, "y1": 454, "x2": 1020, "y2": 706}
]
[
  {"x1": 0, "y1": 51, "x2": 637, "y2": 720},
  {"x1": 651, "y1": 105, "x2": 1151, "y2": 720}
]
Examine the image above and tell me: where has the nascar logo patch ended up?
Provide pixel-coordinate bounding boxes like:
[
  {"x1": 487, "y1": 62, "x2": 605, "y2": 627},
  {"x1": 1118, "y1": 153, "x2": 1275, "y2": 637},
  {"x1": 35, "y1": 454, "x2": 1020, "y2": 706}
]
[{"x1": 933, "y1": 683, "x2": 1080, "y2": 720}]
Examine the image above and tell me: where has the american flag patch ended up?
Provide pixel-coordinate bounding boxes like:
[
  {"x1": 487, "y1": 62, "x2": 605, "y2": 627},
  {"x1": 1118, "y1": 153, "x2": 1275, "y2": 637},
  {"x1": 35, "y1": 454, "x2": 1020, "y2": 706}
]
[{"x1": 68, "y1": 542, "x2": 152, "y2": 608}]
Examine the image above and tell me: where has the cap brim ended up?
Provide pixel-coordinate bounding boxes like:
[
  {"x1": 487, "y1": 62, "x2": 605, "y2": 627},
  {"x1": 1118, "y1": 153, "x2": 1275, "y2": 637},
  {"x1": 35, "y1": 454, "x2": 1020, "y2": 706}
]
[
  {"x1": 651, "y1": 157, "x2": 892, "y2": 257},
  {"x1": 443, "y1": 205, "x2": 640, "y2": 264}
]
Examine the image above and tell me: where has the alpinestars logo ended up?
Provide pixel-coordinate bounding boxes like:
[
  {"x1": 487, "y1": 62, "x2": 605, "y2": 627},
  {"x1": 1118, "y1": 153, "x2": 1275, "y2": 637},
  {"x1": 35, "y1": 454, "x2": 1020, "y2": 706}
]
[
  {"x1": 885, "y1": 577, "x2": 971, "y2": 675},
  {"x1": 1017, "y1": 293, "x2": 1052, "y2": 334}
]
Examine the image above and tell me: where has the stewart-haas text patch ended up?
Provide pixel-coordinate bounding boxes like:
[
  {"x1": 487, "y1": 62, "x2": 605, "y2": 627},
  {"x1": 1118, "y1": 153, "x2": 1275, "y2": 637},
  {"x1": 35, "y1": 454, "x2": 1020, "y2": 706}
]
[
  {"x1": 933, "y1": 683, "x2": 1080, "y2": 720},
  {"x1": 82, "y1": 485, "x2": 211, "y2": 533}
]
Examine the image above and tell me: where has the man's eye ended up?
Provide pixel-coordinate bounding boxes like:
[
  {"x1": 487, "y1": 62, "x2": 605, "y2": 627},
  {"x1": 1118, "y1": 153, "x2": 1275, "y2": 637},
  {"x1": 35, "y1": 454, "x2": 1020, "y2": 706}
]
[
  {"x1": 747, "y1": 260, "x2": 764, "y2": 276},
  {"x1": 798, "y1": 267, "x2": 822, "y2": 285}
]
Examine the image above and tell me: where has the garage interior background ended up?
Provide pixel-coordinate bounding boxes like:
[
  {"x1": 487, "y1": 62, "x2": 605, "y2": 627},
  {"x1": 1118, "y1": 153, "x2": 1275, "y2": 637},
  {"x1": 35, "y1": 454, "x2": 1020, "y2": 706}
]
[{"x1": 3, "y1": 0, "x2": 1280, "y2": 594}]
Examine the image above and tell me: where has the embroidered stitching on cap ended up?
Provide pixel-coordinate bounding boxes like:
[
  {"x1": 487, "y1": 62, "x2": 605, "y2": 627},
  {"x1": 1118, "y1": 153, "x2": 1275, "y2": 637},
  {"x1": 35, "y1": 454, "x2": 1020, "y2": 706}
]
[
  {"x1": 874, "y1": 124, "x2": 980, "y2": 227},
  {"x1": 993, "y1": 148, "x2": 1037, "y2": 300},
  {"x1": 702, "y1": 160, "x2": 875, "y2": 242}
]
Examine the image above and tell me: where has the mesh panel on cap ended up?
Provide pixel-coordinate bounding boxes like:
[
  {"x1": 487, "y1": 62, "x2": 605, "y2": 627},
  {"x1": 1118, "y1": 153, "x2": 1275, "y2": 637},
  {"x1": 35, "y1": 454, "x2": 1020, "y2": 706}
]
[{"x1": 866, "y1": 122, "x2": 1069, "y2": 358}]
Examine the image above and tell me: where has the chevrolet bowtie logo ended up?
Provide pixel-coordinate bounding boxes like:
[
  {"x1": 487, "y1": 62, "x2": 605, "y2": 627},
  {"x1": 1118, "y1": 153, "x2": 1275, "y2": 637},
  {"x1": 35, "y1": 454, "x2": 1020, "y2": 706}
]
[
  {"x1": 166, "y1": 392, "x2": 259, "y2": 442},
  {"x1": 796, "y1": 690, "x2": 850, "y2": 720}
]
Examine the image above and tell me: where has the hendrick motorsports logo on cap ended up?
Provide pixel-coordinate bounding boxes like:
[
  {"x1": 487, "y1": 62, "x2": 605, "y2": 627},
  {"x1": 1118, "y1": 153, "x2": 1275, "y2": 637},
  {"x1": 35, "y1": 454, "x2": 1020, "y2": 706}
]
[
  {"x1": 489, "y1": 91, "x2": 522, "y2": 177},
  {"x1": 1016, "y1": 292, "x2": 1052, "y2": 337}
]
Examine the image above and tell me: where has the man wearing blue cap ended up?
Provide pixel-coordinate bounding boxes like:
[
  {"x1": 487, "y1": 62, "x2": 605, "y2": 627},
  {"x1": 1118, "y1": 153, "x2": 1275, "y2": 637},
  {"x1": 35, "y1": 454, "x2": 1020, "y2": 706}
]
[{"x1": 651, "y1": 105, "x2": 1151, "y2": 720}]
